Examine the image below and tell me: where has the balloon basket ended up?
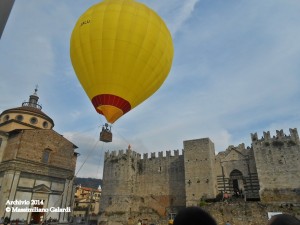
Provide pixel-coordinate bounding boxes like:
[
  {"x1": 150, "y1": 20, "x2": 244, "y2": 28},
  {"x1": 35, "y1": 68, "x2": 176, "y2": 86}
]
[{"x1": 100, "y1": 129, "x2": 112, "y2": 143}]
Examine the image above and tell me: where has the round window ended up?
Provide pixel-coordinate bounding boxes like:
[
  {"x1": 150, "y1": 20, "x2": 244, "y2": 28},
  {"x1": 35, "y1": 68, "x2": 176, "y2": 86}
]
[
  {"x1": 43, "y1": 121, "x2": 48, "y2": 128},
  {"x1": 16, "y1": 115, "x2": 24, "y2": 121},
  {"x1": 4, "y1": 115, "x2": 10, "y2": 121},
  {"x1": 30, "y1": 117, "x2": 38, "y2": 124}
]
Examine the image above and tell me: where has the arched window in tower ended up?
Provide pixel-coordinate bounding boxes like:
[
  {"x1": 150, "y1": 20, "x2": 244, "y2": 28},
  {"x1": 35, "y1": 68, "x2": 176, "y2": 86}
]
[
  {"x1": 42, "y1": 148, "x2": 51, "y2": 163},
  {"x1": 0, "y1": 138, "x2": 2, "y2": 147}
]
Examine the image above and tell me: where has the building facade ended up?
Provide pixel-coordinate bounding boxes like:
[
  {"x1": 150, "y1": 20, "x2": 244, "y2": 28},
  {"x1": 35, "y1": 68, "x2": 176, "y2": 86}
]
[
  {"x1": 99, "y1": 128, "x2": 300, "y2": 224},
  {"x1": 0, "y1": 89, "x2": 78, "y2": 223},
  {"x1": 73, "y1": 185, "x2": 101, "y2": 225}
]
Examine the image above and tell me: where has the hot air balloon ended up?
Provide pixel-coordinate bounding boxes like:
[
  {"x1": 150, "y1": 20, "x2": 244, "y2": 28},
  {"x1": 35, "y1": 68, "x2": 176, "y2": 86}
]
[{"x1": 70, "y1": 0, "x2": 174, "y2": 142}]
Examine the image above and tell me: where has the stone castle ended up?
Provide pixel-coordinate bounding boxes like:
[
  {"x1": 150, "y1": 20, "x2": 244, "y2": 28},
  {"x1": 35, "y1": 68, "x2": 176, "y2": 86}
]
[{"x1": 99, "y1": 128, "x2": 300, "y2": 224}]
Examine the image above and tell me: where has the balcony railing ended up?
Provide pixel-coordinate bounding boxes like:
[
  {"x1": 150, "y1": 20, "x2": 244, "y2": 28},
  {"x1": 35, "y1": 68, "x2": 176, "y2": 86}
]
[{"x1": 22, "y1": 101, "x2": 42, "y2": 110}]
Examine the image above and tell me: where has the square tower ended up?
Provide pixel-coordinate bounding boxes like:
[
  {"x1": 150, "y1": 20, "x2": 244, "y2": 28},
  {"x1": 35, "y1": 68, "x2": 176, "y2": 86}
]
[{"x1": 183, "y1": 138, "x2": 217, "y2": 206}]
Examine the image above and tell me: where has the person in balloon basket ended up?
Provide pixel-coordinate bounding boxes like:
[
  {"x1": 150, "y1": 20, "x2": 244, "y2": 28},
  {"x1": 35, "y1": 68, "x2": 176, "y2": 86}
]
[{"x1": 173, "y1": 206, "x2": 217, "y2": 225}]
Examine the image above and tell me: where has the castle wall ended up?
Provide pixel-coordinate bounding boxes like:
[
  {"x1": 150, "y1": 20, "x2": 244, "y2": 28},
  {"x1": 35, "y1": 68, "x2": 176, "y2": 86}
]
[
  {"x1": 100, "y1": 149, "x2": 186, "y2": 225},
  {"x1": 203, "y1": 201, "x2": 300, "y2": 225},
  {"x1": 136, "y1": 150, "x2": 185, "y2": 214},
  {"x1": 252, "y1": 128, "x2": 300, "y2": 203},
  {"x1": 183, "y1": 138, "x2": 217, "y2": 206},
  {"x1": 99, "y1": 128, "x2": 300, "y2": 225}
]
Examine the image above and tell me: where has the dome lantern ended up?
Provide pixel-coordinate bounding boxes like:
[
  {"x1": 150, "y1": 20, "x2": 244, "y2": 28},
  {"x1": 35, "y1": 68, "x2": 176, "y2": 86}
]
[
  {"x1": 0, "y1": 87, "x2": 54, "y2": 132},
  {"x1": 22, "y1": 85, "x2": 42, "y2": 110}
]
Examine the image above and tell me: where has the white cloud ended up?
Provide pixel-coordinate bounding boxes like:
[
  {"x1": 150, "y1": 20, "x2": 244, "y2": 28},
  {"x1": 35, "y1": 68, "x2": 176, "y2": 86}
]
[
  {"x1": 140, "y1": 0, "x2": 199, "y2": 36},
  {"x1": 169, "y1": 0, "x2": 199, "y2": 35}
]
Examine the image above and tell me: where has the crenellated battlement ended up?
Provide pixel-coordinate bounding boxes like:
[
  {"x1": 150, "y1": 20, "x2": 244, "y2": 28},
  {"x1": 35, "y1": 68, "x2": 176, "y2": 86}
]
[
  {"x1": 142, "y1": 149, "x2": 183, "y2": 160},
  {"x1": 104, "y1": 149, "x2": 142, "y2": 160},
  {"x1": 251, "y1": 128, "x2": 300, "y2": 147},
  {"x1": 105, "y1": 149, "x2": 183, "y2": 161},
  {"x1": 225, "y1": 143, "x2": 248, "y2": 152}
]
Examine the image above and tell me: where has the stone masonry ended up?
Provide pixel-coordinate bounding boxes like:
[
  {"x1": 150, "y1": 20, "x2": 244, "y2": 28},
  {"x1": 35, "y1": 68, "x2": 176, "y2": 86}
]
[
  {"x1": 0, "y1": 129, "x2": 78, "y2": 222},
  {"x1": 99, "y1": 128, "x2": 300, "y2": 225},
  {"x1": 0, "y1": 90, "x2": 79, "y2": 223}
]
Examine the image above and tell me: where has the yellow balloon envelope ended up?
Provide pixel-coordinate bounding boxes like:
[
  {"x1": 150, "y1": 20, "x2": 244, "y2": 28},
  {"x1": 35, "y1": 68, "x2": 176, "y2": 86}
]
[{"x1": 70, "y1": 0, "x2": 174, "y2": 123}]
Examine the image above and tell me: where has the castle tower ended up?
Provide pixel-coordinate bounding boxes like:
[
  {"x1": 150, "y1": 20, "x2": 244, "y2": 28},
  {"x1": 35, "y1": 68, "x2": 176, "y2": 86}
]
[
  {"x1": 183, "y1": 138, "x2": 217, "y2": 206},
  {"x1": 100, "y1": 148, "x2": 186, "y2": 224},
  {"x1": 99, "y1": 147, "x2": 138, "y2": 224},
  {"x1": 252, "y1": 129, "x2": 300, "y2": 203}
]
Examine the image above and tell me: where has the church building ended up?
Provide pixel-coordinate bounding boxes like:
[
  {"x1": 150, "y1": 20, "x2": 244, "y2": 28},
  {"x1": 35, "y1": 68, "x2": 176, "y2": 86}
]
[{"x1": 0, "y1": 89, "x2": 78, "y2": 223}]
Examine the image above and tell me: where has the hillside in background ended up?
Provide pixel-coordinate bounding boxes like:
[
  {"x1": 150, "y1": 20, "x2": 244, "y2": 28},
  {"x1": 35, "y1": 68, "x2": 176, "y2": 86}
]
[{"x1": 74, "y1": 177, "x2": 102, "y2": 189}]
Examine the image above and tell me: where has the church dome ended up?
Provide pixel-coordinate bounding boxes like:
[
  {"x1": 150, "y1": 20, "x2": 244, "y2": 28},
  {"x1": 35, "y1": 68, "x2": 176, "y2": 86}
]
[{"x1": 0, "y1": 88, "x2": 54, "y2": 132}]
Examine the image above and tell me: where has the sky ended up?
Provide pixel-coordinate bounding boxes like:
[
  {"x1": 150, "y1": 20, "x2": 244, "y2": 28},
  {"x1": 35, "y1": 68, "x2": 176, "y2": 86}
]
[{"x1": 1, "y1": 0, "x2": 300, "y2": 179}]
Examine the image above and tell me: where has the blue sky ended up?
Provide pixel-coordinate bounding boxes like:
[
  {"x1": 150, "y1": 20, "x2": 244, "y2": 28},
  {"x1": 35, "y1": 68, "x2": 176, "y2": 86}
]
[{"x1": 1, "y1": 0, "x2": 300, "y2": 178}]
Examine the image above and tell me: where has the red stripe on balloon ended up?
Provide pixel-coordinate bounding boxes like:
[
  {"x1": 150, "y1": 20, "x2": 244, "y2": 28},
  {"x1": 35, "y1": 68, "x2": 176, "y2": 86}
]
[{"x1": 92, "y1": 94, "x2": 131, "y2": 114}]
